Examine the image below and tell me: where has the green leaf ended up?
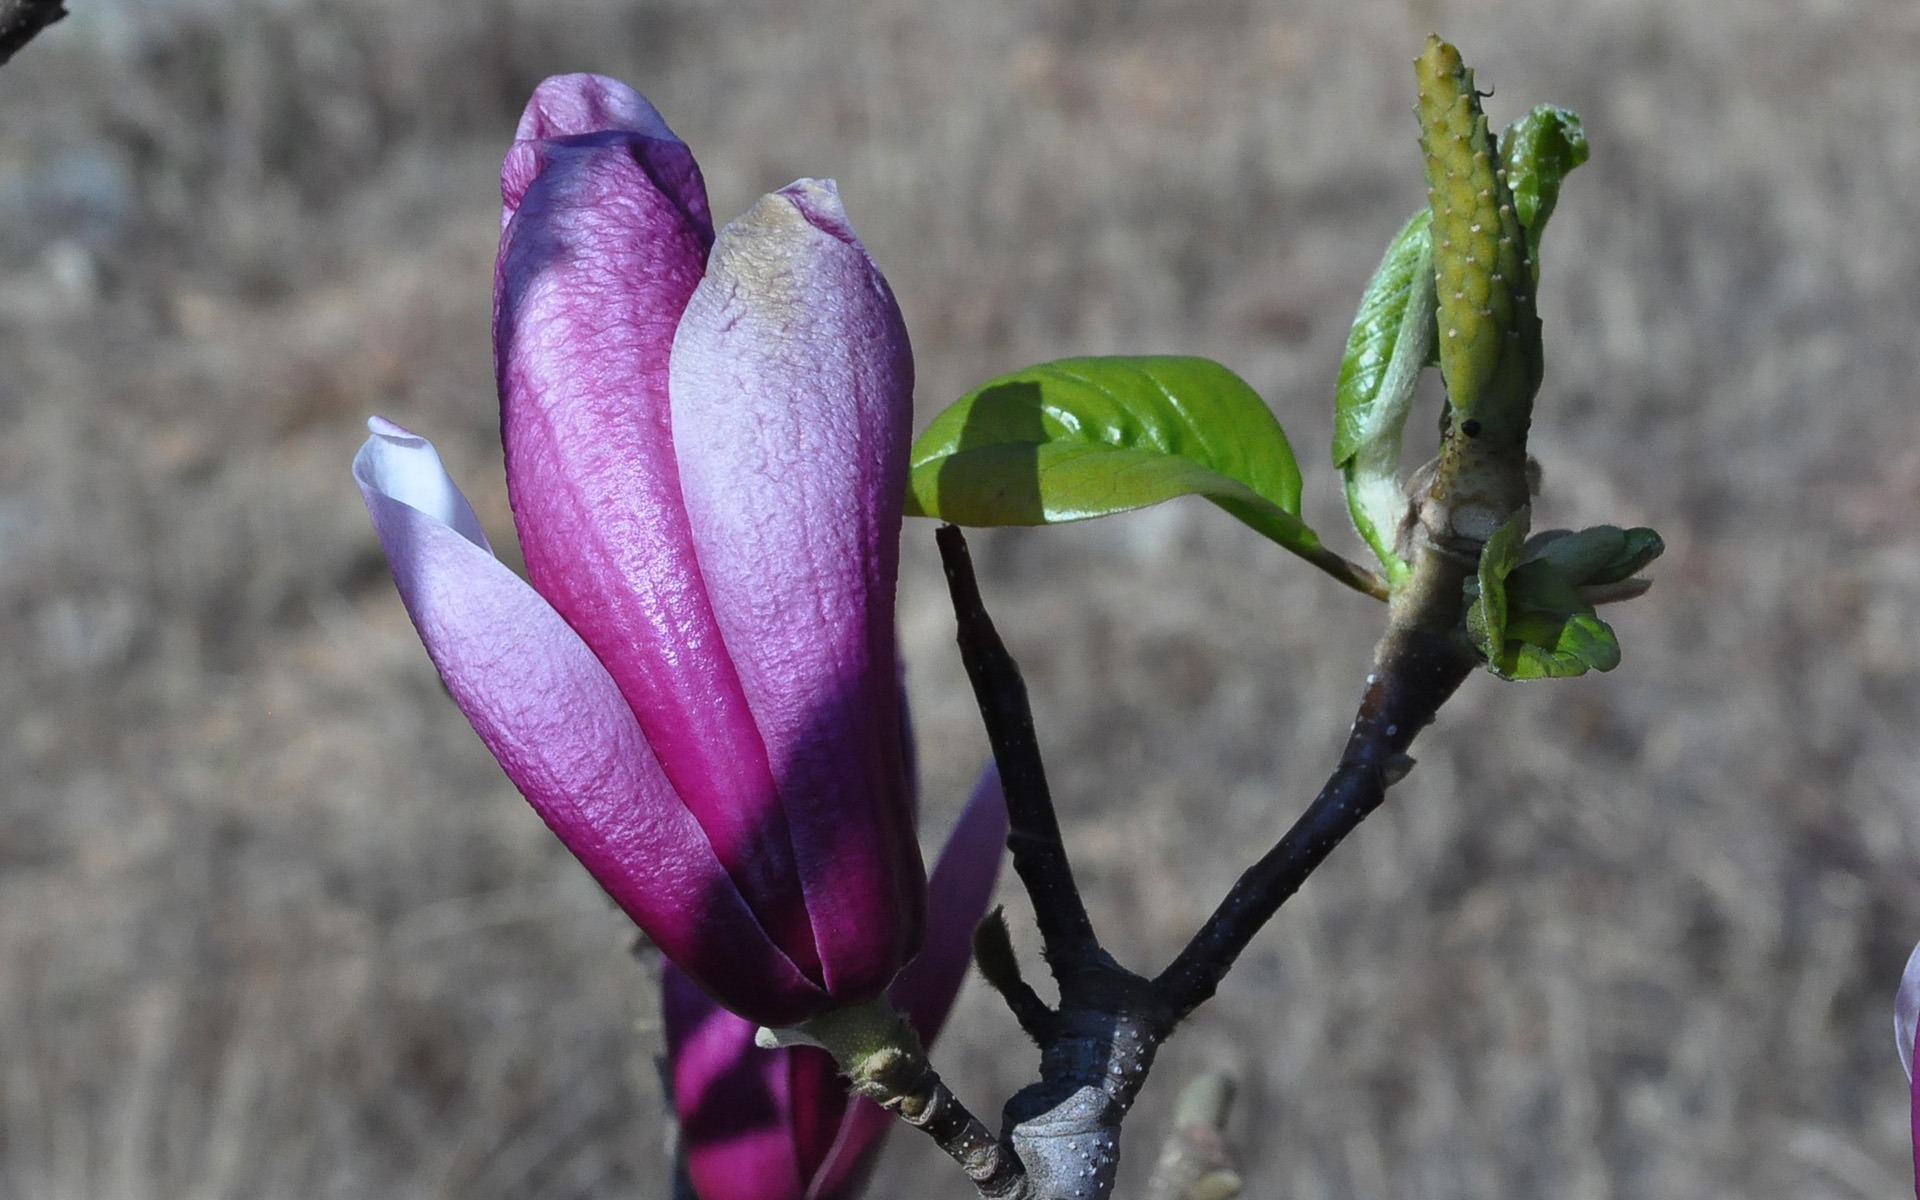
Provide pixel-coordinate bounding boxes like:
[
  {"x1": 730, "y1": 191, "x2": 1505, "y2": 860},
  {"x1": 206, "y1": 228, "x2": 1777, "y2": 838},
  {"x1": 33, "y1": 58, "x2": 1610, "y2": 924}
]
[
  {"x1": 1585, "y1": 526, "x2": 1663, "y2": 585},
  {"x1": 1524, "y1": 525, "x2": 1630, "y2": 581},
  {"x1": 1332, "y1": 211, "x2": 1435, "y2": 470},
  {"x1": 906, "y1": 356, "x2": 1324, "y2": 558},
  {"x1": 1467, "y1": 508, "x2": 1529, "y2": 663},
  {"x1": 1332, "y1": 211, "x2": 1435, "y2": 588},
  {"x1": 1499, "y1": 610, "x2": 1621, "y2": 679},
  {"x1": 1470, "y1": 513, "x2": 1639, "y2": 680},
  {"x1": 1498, "y1": 105, "x2": 1589, "y2": 273},
  {"x1": 1522, "y1": 524, "x2": 1664, "y2": 586}
]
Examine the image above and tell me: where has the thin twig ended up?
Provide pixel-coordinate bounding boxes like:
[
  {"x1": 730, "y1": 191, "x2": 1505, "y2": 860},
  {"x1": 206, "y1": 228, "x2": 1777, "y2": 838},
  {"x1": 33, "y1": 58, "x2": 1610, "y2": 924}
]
[
  {"x1": 0, "y1": 0, "x2": 67, "y2": 68},
  {"x1": 973, "y1": 908, "x2": 1056, "y2": 1043},
  {"x1": 1301, "y1": 542, "x2": 1391, "y2": 602},
  {"x1": 864, "y1": 1046, "x2": 1028, "y2": 1198},
  {"x1": 1154, "y1": 551, "x2": 1475, "y2": 1021},
  {"x1": 937, "y1": 524, "x2": 1102, "y2": 977}
]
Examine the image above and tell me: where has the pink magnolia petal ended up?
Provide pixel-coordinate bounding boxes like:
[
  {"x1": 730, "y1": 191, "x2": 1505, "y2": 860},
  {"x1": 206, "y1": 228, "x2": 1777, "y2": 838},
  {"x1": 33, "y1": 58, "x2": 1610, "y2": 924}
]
[
  {"x1": 788, "y1": 1043, "x2": 854, "y2": 1195},
  {"x1": 1899, "y1": 940, "x2": 1920, "y2": 1081},
  {"x1": 810, "y1": 766, "x2": 1008, "y2": 1200},
  {"x1": 514, "y1": 73, "x2": 680, "y2": 144},
  {"x1": 894, "y1": 765, "x2": 1008, "y2": 1041},
  {"x1": 355, "y1": 419, "x2": 825, "y2": 1026},
  {"x1": 670, "y1": 179, "x2": 921, "y2": 1000},
  {"x1": 663, "y1": 766, "x2": 1008, "y2": 1200},
  {"x1": 502, "y1": 75, "x2": 711, "y2": 234},
  {"x1": 665, "y1": 967, "x2": 809, "y2": 1200},
  {"x1": 495, "y1": 130, "x2": 821, "y2": 981},
  {"x1": 1899, "y1": 941, "x2": 1920, "y2": 1196}
]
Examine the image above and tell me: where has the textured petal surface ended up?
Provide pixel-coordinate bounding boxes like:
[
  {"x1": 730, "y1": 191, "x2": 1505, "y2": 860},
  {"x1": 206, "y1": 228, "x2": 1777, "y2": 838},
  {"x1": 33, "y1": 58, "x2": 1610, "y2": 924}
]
[
  {"x1": 501, "y1": 74, "x2": 710, "y2": 233},
  {"x1": 810, "y1": 766, "x2": 1008, "y2": 1200},
  {"x1": 496, "y1": 109, "x2": 820, "y2": 980},
  {"x1": 354, "y1": 420, "x2": 825, "y2": 1025},
  {"x1": 514, "y1": 73, "x2": 680, "y2": 144},
  {"x1": 670, "y1": 179, "x2": 922, "y2": 1000}
]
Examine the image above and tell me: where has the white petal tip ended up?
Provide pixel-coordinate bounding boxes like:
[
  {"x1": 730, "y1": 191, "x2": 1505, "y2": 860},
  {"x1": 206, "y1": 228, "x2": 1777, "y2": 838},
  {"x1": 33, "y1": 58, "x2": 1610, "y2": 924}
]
[
  {"x1": 366, "y1": 414, "x2": 424, "y2": 445},
  {"x1": 353, "y1": 417, "x2": 493, "y2": 554},
  {"x1": 755, "y1": 1025, "x2": 820, "y2": 1051}
]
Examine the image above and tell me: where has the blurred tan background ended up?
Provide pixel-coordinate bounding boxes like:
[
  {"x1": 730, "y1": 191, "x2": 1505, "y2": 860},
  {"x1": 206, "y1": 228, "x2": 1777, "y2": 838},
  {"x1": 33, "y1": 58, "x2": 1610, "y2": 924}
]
[{"x1": 2, "y1": 0, "x2": 1917, "y2": 1196}]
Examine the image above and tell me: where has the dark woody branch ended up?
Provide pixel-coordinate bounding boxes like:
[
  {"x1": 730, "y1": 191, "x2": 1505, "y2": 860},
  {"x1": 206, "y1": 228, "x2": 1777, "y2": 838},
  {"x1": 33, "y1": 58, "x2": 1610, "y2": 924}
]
[
  {"x1": 937, "y1": 524, "x2": 1103, "y2": 978},
  {"x1": 930, "y1": 521, "x2": 1479, "y2": 1199},
  {"x1": 858, "y1": 1046, "x2": 1028, "y2": 1198},
  {"x1": 1155, "y1": 538, "x2": 1477, "y2": 1019},
  {"x1": 889, "y1": 38, "x2": 1577, "y2": 1200},
  {"x1": 972, "y1": 907, "x2": 1057, "y2": 1043},
  {"x1": 0, "y1": 0, "x2": 66, "y2": 68}
]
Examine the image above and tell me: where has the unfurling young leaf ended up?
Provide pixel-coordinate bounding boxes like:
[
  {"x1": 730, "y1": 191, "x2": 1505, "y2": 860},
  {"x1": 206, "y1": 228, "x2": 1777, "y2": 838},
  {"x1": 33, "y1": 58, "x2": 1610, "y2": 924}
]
[
  {"x1": 907, "y1": 356, "x2": 1386, "y2": 597},
  {"x1": 1499, "y1": 105, "x2": 1589, "y2": 275},
  {"x1": 1466, "y1": 507, "x2": 1528, "y2": 664},
  {"x1": 1523, "y1": 525, "x2": 1664, "y2": 588},
  {"x1": 1332, "y1": 211, "x2": 1434, "y2": 588},
  {"x1": 1467, "y1": 517, "x2": 1663, "y2": 681}
]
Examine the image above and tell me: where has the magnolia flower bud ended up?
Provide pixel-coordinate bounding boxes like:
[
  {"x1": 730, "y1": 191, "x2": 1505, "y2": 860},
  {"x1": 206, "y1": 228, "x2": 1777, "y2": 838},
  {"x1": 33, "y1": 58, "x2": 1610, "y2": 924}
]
[{"x1": 356, "y1": 74, "x2": 923, "y2": 1027}]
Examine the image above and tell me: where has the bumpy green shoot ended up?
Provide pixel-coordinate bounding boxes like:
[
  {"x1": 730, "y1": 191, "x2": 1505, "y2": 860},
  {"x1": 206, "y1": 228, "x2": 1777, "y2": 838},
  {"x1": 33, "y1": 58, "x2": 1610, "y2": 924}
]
[
  {"x1": 1414, "y1": 35, "x2": 1541, "y2": 548},
  {"x1": 907, "y1": 37, "x2": 1659, "y2": 678},
  {"x1": 1334, "y1": 94, "x2": 1586, "y2": 590}
]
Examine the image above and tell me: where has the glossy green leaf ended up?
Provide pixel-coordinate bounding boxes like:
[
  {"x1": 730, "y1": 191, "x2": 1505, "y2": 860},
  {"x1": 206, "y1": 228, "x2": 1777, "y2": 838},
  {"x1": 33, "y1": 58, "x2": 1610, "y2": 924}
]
[
  {"x1": 1499, "y1": 105, "x2": 1589, "y2": 273},
  {"x1": 906, "y1": 356, "x2": 1326, "y2": 559}
]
